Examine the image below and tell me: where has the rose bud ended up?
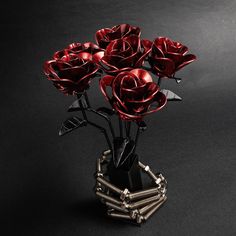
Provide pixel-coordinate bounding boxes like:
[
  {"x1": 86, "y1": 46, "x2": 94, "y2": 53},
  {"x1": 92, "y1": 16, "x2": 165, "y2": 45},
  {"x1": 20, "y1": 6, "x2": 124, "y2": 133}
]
[
  {"x1": 149, "y1": 37, "x2": 196, "y2": 78},
  {"x1": 53, "y1": 42, "x2": 104, "y2": 64},
  {"x1": 100, "y1": 69, "x2": 167, "y2": 121},
  {"x1": 99, "y1": 35, "x2": 151, "y2": 74},
  {"x1": 43, "y1": 52, "x2": 98, "y2": 95},
  {"x1": 95, "y1": 23, "x2": 141, "y2": 49}
]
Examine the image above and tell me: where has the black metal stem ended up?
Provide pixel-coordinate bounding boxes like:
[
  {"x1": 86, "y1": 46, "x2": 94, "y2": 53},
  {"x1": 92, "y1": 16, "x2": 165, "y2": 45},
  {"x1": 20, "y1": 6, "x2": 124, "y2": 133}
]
[
  {"x1": 125, "y1": 121, "x2": 131, "y2": 138},
  {"x1": 77, "y1": 94, "x2": 112, "y2": 149},
  {"x1": 87, "y1": 121, "x2": 112, "y2": 150},
  {"x1": 78, "y1": 98, "x2": 88, "y2": 120},
  {"x1": 88, "y1": 108, "x2": 115, "y2": 138},
  {"x1": 134, "y1": 126, "x2": 141, "y2": 153},
  {"x1": 84, "y1": 91, "x2": 91, "y2": 108},
  {"x1": 157, "y1": 77, "x2": 162, "y2": 87},
  {"x1": 118, "y1": 117, "x2": 123, "y2": 138}
]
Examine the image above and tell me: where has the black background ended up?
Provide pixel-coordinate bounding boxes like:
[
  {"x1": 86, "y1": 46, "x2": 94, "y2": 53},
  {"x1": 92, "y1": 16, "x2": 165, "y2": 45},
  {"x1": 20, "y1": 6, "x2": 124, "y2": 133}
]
[{"x1": 2, "y1": 0, "x2": 236, "y2": 235}]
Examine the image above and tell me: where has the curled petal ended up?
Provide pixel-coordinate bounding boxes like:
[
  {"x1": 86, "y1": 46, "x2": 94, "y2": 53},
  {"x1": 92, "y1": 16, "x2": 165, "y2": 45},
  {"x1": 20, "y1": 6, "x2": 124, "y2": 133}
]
[
  {"x1": 95, "y1": 24, "x2": 141, "y2": 49},
  {"x1": 67, "y1": 42, "x2": 83, "y2": 51},
  {"x1": 124, "y1": 35, "x2": 141, "y2": 51},
  {"x1": 77, "y1": 52, "x2": 93, "y2": 61},
  {"x1": 176, "y1": 54, "x2": 197, "y2": 71},
  {"x1": 130, "y1": 69, "x2": 153, "y2": 83},
  {"x1": 93, "y1": 51, "x2": 104, "y2": 63},
  {"x1": 99, "y1": 75, "x2": 114, "y2": 100},
  {"x1": 141, "y1": 39, "x2": 152, "y2": 50},
  {"x1": 165, "y1": 52, "x2": 183, "y2": 65},
  {"x1": 53, "y1": 50, "x2": 70, "y2": 60},
  {"x1": 135, "y1": 40, "x2": 152, "y2": 67},
  {"x1": 95, "y1": 28, "x2": 112, "y2": 48},
  {"x1": 152, "y1": 57, "x2": 175, "y2": 77}
]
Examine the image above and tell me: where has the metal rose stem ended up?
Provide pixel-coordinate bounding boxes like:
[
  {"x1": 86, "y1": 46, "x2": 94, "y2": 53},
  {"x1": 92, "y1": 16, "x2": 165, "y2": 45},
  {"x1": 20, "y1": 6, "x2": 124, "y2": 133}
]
[
  {"x1": 84, "y1": 91, "x2": 115, "y2": 139},
  {"x1": 84, "y1": 91, "x2": 91, "y2": 107},
  {"x1": 134, "y1": 126, "x2": 140, "y2": 153},
  {"x1": 125, "y1": 121, "x2": 131, "y2": 138},
  {"x1": 78, "y1": 95, "x2": 88, "y2": 120},
  {"x1": 157, "y1": 77, "x2": 162, "y2": 87},
  {"x1": 88, "y1": 108, "x2": 115, "y2": 138},
  {"x1": 77, "y1": 94, "x2": 112, "y2": 150},
  {"x1": 118, "y1": 117, "x2": 123, "y2": 137}
]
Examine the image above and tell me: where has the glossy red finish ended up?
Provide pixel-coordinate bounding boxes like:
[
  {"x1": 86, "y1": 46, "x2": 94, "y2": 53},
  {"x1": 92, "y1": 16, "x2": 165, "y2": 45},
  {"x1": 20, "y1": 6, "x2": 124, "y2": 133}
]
[
  {"x1": 149, "y1": 37, "x2": 196, "y2": 78},
  {"x1": 100, "y1": 36, "x2": 151, "y2": 74},
  {"x1": 44, "y1": 52, "x2": 98, "y2": 95},
  {"x1": 100, "y1": 69, "x2": 167, "y2": 120},
  {"x1": 54, "y1": 42, "x2": 104, "y2": 64},
  {"x1": 95, "y1": 24, "x2": 140, "y2": 49}
]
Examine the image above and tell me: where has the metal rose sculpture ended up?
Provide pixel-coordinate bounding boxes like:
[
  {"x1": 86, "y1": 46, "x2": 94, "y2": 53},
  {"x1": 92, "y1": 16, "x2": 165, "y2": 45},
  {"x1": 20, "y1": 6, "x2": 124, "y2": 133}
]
[
  {"x1": 43, "y1": 24, "x2": 196, "y2": 224},
  {"x1": 100, "y1": 69, "x2": 166, "y2": 121}
]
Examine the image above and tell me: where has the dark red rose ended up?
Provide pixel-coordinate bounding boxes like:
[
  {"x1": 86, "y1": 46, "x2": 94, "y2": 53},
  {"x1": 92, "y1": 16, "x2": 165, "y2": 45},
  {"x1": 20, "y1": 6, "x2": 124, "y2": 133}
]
[
  {"x1": 54, "y1": 42, "x2": 104, "y2": 64},
  {"x1": 44, "y1": 52, "x2": 98, "y2": 95},
  {"x1": 149, "y1": 37, "x2": 196, "y2": 78},
  {"x1": 99, "y1": 36, "x2": 151, "y2": 74},
  {"x1": 95, "y1": 24, "x2": 141, "y2": 49},
  {"x1": 100, "y1": 69, "x2": 166, "y2": 121}
]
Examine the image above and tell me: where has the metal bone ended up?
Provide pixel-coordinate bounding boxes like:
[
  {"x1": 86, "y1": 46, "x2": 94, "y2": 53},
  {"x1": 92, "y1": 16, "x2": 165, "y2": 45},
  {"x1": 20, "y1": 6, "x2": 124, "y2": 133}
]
[
  {"x1": 127, "y1": 187, "x2": 161, "y2": 201},
  {"x1": 95, "y1": 191, "x2": 122, "y2": 206},
  {"x1": 94, "y1": 171, "x2": 103, "y2": 178},
  {"x1": 97, "y1": 177, "x2": 122, "y2": 194},
  {"x1": 97, "y1": 177, "x2": 130, "y2": 200},
  {"x1": 129, "y1": 194, "x2": 161, "y2": 209},
  {"x1": 105, "y1": 201, "x2": 129, "y2": 213},
  {"x1": 107, "y1": 211, "x2": 132, "y2": 220},
  {"x1": 103, "y1": 150, "x2": 111, "y2": 156},
  {"x1": 100, "y1": 155, "x2": 107, "y2": 163},
  {"x1": 96, "y1": 158, "x2": 102, "y2": 172},
  {"x1": 143, "y1": 196, "x2": 167, "y2": 220},
  {"x1": 138, "y1": 196, "x2": 166, "y2": 215},
  {"x1": 136, "y1": 196, "x2": 167, "y2": 223},
  {"x1": 138, "y1": 161, "x2": 146, "y2": 169}
]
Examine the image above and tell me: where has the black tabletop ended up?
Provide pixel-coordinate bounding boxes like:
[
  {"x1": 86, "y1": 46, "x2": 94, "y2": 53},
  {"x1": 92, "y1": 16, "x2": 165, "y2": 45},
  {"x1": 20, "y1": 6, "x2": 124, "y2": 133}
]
[{"x1": 2, "y1": 0, "x2": 236, "y2": 235}]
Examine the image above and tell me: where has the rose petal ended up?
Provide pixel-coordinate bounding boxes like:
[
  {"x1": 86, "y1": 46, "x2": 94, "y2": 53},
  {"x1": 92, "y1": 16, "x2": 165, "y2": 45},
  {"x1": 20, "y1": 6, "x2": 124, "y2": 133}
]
[
  {"x1": 130, "y1": 69, "x2": 153, "y2": 83},
  {"x1": 93, "y1": 51, "x2": 105, "y2": 63},
  {"x1": 99, "y1": 75, "x2": 114, "y2": 100},
  {"x1": 176, "y1": 54, "x2": 197, "y2": 71},
  {"x1": 152, "y1": 57, "x2": 175, "y2": 77}
]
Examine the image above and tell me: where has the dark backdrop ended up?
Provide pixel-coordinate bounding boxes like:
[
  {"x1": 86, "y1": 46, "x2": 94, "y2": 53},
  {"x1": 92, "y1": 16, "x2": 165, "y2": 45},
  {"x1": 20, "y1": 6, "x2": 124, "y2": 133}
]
[{"x1": 2, "y1": 0, "x2": 236, "y2": 235}]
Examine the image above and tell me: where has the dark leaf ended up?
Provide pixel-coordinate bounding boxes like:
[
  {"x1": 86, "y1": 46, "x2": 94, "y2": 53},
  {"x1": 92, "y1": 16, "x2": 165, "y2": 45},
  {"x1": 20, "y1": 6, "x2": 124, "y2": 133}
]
[
  {"x1": 96, "y1": 107, "x2": 115, "y2": 116},
  {"x1": 68, "y1": 97, "x2": 88, "y2": 112},
  {"x1": 112, "y1": 137, "x2": 135, "y2": 168},
  {"x1": 161, "y1": 89, "x2": 182, "y2": 101},
  {"x1": 59, "y1": 116, "x2": 87, "y2": 136}
]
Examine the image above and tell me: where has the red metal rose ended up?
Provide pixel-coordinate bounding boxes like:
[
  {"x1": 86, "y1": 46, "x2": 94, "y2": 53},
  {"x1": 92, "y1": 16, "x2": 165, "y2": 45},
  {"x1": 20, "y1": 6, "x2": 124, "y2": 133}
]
[
  {"x1": 54, "y1": 42, "x2": 104, "y2": 64},
  {"x1": 44, "y1": 52, "x2": 98, "y2": 95},
  {"x1": 149, "y1": 37, "x2": 196, "y2": 78},
  {"x1": 95, "y1": 24, "x2": 141, "y2": 49},
  {"x1": 99, "y1": 36, "x2": 151, "y2": 74},
  {"x1": 100, "y1": 69, "x2": 167, "y2": 121}
]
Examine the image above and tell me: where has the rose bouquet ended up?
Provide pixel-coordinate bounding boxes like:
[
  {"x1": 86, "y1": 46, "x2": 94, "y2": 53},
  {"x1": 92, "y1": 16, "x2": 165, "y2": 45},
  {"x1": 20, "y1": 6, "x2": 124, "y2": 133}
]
[{"x1": 44, "y1": 24, "x2": 196, "y2": 224}]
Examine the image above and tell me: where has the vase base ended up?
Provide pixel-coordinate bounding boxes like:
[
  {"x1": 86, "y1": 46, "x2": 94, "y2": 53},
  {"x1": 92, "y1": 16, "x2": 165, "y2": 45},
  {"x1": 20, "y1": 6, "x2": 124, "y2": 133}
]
[
  {"x1": 94, "y1": 150, "x2": 168, "y2": 225},
  {"x1": 107, "y1": 154, "x2": 143, "y2": 191}
]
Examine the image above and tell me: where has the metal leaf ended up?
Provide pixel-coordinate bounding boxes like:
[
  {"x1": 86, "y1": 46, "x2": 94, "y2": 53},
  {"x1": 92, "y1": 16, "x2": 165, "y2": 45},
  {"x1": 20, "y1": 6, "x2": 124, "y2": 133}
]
[
  {"x1": 161, "y1": 89, "x2": 182, "y2": 101},
  {"x1": 68, "y1": 98, "x2": 88, "y2": 112},
  {"x1": 59, "y1": 116, "x2": 87, "y2": 136},
  {"x1": 112, "y1": 137, "x2": 135, "y2": 168},
  {"x1": 96, "y1": 107, "x2": 115, "y2": 116}
]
